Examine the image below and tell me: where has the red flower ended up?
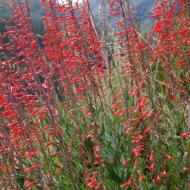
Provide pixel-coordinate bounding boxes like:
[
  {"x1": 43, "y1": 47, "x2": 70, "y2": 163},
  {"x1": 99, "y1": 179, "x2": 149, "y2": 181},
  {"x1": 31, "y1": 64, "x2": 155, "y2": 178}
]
[
  {"x1": 24, "y1": 180, "x2": 37, "y2": 188},
  {"x1": 148, "y1": 163, "x2": 155, "y2": 171},
  {"x1": 155, "y1": 175, "x2": 161, "y2": 184},
  {"x1": 120, "y1": 175, "x2": 133, "y2": 188},
  {"x1": 112, "y1": 101, "x2": 122, "y2": 110},
  {"x1": 181, "y1": 132, "x2": 190, "y2": 138},
  {"x1": 114, "y1": 108, "x2": 125, "y2": 117}
]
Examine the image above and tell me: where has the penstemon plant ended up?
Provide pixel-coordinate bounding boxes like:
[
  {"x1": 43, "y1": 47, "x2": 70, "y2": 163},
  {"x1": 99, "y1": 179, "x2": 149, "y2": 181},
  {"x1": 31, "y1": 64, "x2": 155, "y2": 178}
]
[{"x1": 0, "y1": 0, "x2": 189, "y2": 189}]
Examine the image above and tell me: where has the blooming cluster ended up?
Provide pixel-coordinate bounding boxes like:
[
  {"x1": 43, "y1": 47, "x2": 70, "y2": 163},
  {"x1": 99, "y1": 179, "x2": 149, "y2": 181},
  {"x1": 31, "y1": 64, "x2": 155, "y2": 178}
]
[{"x1": 0, "y1": 0, "x2": 190, "y2": 189}]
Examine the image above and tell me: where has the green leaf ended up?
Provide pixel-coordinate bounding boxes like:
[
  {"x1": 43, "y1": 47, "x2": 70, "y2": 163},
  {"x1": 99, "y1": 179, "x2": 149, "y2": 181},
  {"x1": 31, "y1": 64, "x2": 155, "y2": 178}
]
[{"x1": 104, "y1": 161, "x2": 122, "y2": 184}]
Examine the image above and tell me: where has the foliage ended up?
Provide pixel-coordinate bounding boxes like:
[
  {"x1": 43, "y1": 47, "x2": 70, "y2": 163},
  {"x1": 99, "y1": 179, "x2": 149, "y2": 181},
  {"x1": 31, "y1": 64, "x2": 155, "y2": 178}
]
[{"x1": 0, "y1": 0, "x2": 190, "y2": 190}]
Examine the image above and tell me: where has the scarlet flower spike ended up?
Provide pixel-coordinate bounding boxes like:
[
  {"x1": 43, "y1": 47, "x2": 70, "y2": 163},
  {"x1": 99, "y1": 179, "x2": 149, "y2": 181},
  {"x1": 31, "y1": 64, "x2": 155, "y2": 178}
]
[{"x1": 0, "y1": 0, "x2": 189, "y2": 189}]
